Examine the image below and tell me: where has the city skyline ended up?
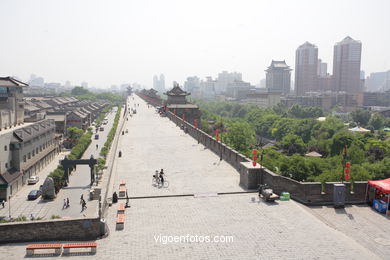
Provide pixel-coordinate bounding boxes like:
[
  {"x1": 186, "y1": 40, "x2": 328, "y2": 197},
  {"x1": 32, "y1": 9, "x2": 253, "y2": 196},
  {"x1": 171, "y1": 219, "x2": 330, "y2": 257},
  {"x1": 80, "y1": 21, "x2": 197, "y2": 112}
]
[{"x1": 0, "y1": 0, "x2": 389, "y2": 88}]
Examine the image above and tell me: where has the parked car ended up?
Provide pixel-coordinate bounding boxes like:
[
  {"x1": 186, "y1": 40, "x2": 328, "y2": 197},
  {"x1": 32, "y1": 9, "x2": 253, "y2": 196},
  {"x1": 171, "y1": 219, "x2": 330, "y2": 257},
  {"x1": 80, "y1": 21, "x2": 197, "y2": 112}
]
[
  {"x1": 28, "y1": 190, "x2": 42, "y2": 200},
  {"x1": 99, "y1": 127, "x2": 104, "y2": 131},
  {"x1": 27, "y1": 176, "x2": 39, "y2": 185},
  {"x1": 94, "y1": 134, "x2": 99, "y2": 140}
]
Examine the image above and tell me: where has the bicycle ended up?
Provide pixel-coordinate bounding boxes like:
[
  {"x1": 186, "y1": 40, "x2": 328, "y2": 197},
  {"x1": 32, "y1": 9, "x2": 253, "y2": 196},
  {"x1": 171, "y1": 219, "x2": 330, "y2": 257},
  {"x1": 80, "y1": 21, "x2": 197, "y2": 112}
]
[{"x1": 152, "y1": 174, "x2": 169, "y2": 188}]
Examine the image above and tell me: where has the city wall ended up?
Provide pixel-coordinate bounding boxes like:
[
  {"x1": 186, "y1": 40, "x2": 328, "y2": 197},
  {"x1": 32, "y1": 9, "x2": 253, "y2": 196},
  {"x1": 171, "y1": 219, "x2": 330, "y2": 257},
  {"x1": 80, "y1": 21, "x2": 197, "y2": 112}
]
[
  {"x1": 135, "y1": 94, "x2": 369, "y2": 205},
  {"x1": 164, "y1": 108, "x2": 368, "y2": 206},
  {"x1": 0, "y1": 217, "x2": 104, "y2": 243}
]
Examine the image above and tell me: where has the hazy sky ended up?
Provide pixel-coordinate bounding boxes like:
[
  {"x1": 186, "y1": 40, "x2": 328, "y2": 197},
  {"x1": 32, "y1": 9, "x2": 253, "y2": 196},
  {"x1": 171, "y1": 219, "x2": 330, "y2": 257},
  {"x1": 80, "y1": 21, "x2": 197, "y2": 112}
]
[{"x1": 1, "y1": 0, "x2": 389, "y2": 89}]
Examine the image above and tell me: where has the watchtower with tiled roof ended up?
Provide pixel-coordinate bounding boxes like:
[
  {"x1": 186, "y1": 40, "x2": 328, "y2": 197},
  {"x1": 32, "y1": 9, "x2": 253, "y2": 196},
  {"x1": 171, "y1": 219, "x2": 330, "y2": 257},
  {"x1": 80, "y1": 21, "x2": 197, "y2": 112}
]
[{"x1": 164, "y1": 83, "x2": 190, "y2": 105}]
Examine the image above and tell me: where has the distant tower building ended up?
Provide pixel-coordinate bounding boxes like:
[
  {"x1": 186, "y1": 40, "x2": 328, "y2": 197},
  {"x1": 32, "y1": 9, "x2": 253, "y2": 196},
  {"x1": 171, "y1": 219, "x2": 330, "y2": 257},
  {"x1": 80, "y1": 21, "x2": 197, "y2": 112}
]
[
  {"x1": 317, "y1": 59, "x2": 328, "y2": 77},
  {"x1": 332, "y1": 36, "x2": 362, "y2": 93},
  {"x1": 153, "y1": 75, "x2": 158, "y2": 90},
  {"x1": 184, "y1": 76, "x2": 201, "y2": 93},
  {"x1": 265, "y1": 60, "x2": 291, "y2": 95},
  {"x1": 215, "y1": 71, "x2": 242, "y2": 94},
  {"x1": 295, "y1": 42, "x2": 318, "y2": 95},
  {"x1": 153, "y1": 74, "x2": 165, "y2": 93},
  {"x1": 159, "y1": 74, "x2": 165, "y2": 92}
]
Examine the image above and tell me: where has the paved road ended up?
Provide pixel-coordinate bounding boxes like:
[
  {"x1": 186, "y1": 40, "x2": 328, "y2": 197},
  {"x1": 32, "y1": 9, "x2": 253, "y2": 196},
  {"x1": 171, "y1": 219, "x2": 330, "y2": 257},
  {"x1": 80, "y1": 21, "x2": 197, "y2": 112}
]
[
  {"x1": 0, "y1": 108, "x2": 117, "y2": 220},
  {"x1": 0, "y1": 95, "x2": 388, "y2": 259}
]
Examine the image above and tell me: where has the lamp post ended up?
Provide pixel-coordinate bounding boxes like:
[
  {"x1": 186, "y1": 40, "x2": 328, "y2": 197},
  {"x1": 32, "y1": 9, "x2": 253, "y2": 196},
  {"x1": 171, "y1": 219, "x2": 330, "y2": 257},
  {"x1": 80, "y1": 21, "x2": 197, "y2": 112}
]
[{"x1": 8, "y1": 195, "x2": 11, "y2": 219}]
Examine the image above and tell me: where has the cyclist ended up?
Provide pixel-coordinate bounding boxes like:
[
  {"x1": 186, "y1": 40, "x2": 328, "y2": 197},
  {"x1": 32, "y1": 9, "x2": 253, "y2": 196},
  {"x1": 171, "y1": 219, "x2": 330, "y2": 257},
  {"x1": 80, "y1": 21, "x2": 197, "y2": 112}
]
[
  {"x1": 159, "y1": 169, "x2": 165, "y2": 186},
  {"x1": 153, "y1": 170, "x2": 159, "y2": 184}
]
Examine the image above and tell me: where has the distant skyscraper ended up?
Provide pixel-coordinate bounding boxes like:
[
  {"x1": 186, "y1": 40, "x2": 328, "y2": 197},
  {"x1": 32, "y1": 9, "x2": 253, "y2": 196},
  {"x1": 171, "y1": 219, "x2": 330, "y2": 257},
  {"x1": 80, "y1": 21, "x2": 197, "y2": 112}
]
[
  {"x1": 332, "y1": 36, "x2": 362, "y2": 93},
  {"x1": 265, "y1": 60, "x2": 291, "y2": 95},
  {"x1": 153, "y1": 74, "x2": 165, "y2": 93},
  {"x1": 215, "y1": 71, "x2": 242, "y2": 94},
  {"x1": 295, "y1": 42, "x2": 318, "y2": 95},
  {"x1": 184, "y1": 76, "x2": 201, "y2": 93},
  {"x1": 159, "y1": 74, "x2": 165, "y2": 92}
]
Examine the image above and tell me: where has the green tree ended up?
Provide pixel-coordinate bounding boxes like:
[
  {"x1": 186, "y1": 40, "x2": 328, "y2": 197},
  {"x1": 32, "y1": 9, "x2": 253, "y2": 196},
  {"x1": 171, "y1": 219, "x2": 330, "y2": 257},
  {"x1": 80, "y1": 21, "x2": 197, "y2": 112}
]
[
  {"x1": 224, "y1": 121, "x2": 256, "y2": 153},
  {"x1": 351, "y1": 109, "x2": 371, "y2": 126},
  {"x1": 71, "y1": 86, "x2": 90, "y2": 96},
  {"x1": 368, "y1": 113, "x2": 385, "y2": 130},
  {"x1": 330, "y1": 130, "x2": 356, "y2": 156},
  {"x1": 280, "y1": 154, "x2": 309, "y2": 181},
  {"x1": 279, "y1": 134, "x2": 306, "y2": 155}
]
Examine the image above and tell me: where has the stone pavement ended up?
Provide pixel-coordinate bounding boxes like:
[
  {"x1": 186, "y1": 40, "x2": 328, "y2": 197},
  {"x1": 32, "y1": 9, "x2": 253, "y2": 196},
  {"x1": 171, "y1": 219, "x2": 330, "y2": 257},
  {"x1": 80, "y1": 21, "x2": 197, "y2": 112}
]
[
  {"x1": 302, "y1": 204, "x2": 390, "y2": 260},
  {"x1": 112, "y1": 96, "x2": 244, "y2": 198}
]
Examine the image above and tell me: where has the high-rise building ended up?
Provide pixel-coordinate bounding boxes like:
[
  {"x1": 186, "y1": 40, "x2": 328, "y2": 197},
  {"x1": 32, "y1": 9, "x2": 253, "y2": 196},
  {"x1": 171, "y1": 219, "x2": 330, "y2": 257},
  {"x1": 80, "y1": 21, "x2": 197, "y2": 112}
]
[
  {"x1": 215, "y1": 71, "x2": 242, "y2": 94},
  {"x1": 153, "y1": 74, "x2": 165, "y2": 93},
  {"x1": 295, "y1": 42, "x2": 318, "y2": 95},
  {"x1": 159, "y1": 74, "x2": 165, "y2": 92},
  {"x1": 317, "y1": 59, "x2": 328, "y2": 77},
  {"x1": 265, "y1": 60, "x2": 291, "y2": 95},
  {"x1": 184, "y1": 76, "x2": 201, "y2": 93},
  {"x1": 332, "y1": 36, "x2": 362, "y2": 93}
]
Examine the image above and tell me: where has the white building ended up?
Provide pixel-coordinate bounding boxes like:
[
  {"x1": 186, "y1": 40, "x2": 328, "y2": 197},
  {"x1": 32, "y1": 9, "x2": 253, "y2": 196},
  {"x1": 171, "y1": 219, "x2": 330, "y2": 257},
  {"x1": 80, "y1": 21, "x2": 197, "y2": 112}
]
[{"x1": 215, "y1": 71, "x2": 242, "y2": 94}]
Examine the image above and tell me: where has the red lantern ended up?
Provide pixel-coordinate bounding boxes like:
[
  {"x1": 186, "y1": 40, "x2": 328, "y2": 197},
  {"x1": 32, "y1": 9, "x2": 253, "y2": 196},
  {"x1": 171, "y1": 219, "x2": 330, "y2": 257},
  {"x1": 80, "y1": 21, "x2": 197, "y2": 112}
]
[
  {"x1": 252, "y1": 149, "x2": 257, "y2": 166},
  {"x1": 216, "y1": 129, "x2": 219, "y2": 142},
  {"x1": 345, "y1": 162, "x2": 350, "y2": 181},
  {"x1": 194, "y1": 119, "x2": 198, "y2": 129}
]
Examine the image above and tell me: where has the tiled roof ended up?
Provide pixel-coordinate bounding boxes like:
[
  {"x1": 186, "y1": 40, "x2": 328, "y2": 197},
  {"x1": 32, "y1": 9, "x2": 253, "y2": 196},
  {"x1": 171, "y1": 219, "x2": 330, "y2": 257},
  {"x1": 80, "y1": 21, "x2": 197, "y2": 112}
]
[
  {"x1": 0, "y1": 168, "x2": 22, "y2": 185},
  {"x1": 0, "y1": 77, "x2": 28, "y2": 88},
  {"x1": 12, "y1": 119, "x2": 55, "y2": 143},
  {"x1": 165, "y1": 85, "x2": 189, "y2": 96}
]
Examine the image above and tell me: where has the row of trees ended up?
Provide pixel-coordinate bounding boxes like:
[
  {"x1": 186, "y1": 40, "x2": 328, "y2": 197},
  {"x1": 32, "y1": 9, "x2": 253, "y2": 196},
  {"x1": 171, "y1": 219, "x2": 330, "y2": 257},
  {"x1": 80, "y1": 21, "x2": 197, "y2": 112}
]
[
  {"x1": 196, "y1": 101, "x2": 390, "y2": 182},
  {"x1": 60, "y1": 87, "x2": 125, "y2": 106}
]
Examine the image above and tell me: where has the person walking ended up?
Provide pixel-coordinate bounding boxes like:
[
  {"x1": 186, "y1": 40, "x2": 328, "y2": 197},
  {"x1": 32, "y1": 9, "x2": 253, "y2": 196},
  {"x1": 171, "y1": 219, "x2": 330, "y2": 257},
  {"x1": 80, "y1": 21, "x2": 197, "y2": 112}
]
[
  {"x1": 80, "y1": 194, "x2": 84, "y2": 204},
  {"x1": 81, "y1": 200, "x2": 87, "y2": 211},
  {"x1": 66, "y1": 198, "x2": 70, "y2": 208},
  {"x1": 63, "y1": 199, "x2": 67, "y2": 209}
]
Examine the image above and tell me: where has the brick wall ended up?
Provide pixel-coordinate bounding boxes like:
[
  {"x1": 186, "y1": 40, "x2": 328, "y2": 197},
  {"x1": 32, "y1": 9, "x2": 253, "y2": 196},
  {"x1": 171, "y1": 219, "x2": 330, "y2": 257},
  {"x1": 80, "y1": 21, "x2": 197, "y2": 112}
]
[{"x1": 0, "y1": 217, "x2": 103, "y2": 243}]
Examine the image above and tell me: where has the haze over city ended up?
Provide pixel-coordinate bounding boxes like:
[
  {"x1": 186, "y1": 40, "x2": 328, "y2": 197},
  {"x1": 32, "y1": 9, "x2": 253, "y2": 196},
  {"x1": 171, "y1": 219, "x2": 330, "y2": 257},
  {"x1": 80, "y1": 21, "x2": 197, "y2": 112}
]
[{"x1": 0, "y1": 0, "x2": 389, "y2": 88}]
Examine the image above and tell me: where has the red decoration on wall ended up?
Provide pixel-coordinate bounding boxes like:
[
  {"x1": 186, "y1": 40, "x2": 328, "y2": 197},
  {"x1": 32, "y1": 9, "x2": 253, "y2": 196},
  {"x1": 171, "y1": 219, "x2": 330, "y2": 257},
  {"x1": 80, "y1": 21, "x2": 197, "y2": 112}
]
[
  {"x1": 252, "y1": 149, "x2": 257, "y2": 166},
  {"x1": 194, "y1": 119, "x2": 198, "y2": 129}
]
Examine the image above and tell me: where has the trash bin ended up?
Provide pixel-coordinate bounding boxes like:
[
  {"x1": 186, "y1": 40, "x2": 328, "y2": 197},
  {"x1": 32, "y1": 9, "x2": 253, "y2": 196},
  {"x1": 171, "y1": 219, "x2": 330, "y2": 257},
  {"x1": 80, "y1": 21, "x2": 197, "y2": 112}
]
[{"x1": 333, "y1": 184, "x2": 346, "y2": 208}]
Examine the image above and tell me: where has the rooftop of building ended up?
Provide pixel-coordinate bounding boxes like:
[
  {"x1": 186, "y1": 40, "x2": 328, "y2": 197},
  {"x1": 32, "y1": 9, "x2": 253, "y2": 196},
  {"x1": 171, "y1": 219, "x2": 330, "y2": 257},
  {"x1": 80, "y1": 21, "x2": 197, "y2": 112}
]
[
  {"x1": 298, "y1": 41, "x2": 317, "y2": 49},
  {"x1": 165, "y1": 84, "x2": 190, "y2": 96},
  {"x1": 266, "y1": 60, "x2": 291, "y2": 70},
  {"x1": 0, "y1": 77, "x2": 29, "y2": 88},
  {"x1": 12, "y1": 119, "x2": 55, "y2": 143}
]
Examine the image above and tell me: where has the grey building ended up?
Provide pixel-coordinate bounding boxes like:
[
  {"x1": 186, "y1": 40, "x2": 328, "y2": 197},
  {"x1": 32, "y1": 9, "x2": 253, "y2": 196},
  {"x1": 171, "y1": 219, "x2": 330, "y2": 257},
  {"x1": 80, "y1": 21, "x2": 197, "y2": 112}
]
[
  {"x1": 295, "y1": 42, "x2": 318, "y2": 95},
  {"x1": 0, "y1": 77, "x2": 28, "y2": 131},
  {"x1": 333, "y1": 36, "x2": 362, "y2": 93},
  {"x1": 0, "y1": 119, "x2": 58, "y2": 200},
  {"x1": 266, "y1": 60, "x2": 292, "y2": 95}
]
